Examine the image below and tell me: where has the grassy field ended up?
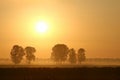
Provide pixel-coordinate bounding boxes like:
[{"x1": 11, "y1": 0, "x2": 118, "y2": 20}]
[{"x1": 0, "y1": 66, "x2": 120, "y2": 80}]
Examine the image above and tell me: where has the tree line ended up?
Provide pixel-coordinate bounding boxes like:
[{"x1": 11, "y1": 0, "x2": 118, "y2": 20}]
[
  {"x1": 51, "y1": 44, "x2": 86, "y2": 64},
  {"x1": 10, "y1": 44, "x2": 86, "y2": 64}
]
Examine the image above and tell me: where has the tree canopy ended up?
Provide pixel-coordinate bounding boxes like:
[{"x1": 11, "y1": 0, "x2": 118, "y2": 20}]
[
  {"x1": 10, "y1": 45, "x2": 25, "y2": 64},
  {"x1": 51, "y1": 44, "x2": 69, "y2": 63},
  {"x1": 68, "y1": 48, "x2": 77, "y2": 64},
  {"x1": 77, "y1": 48, "x2": 86, "y2": 63},
  {"x1": 25, "y1": 46, "x2": 36, "y2": 64}
]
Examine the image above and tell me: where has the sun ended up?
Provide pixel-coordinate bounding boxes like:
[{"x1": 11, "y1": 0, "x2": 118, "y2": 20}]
[{"x1": 35, "y1": 21, "x2": 48, "y2": 33}]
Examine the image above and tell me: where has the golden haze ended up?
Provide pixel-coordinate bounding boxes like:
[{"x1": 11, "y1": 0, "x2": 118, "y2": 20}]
[{"x1": 0, "y1": 0, "x2": 120, "y2": 58}]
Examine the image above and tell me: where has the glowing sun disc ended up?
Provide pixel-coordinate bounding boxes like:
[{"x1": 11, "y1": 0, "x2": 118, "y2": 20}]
[{"x1": 35, "y1": 21, "x2": 48, "y2": 33}]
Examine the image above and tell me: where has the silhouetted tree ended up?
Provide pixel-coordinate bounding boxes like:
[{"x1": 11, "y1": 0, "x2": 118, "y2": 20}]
[
  {"x1": 25, "y1": 46, "x2": 36, "y2": 64},
  {"x1": 77, "y1": 48, "x2": 86, "y2": 64},
  {"x1": 68, "y1": 48, "x2": 77, "y2": 64},
  {"x1": 51, "y1": 44, "x2": 69, "y2": 63},
  {"x1": 10, "y1": 45, "x2": 25, "y2": 64}
]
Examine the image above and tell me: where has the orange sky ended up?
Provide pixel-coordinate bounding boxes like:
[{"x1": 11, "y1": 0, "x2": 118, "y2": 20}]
[{"x1": 0, "y1": 0, "x2": 120, "y2": 58}]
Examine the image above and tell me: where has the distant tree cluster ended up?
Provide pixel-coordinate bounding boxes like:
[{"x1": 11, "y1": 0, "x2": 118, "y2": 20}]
[
  {"x1": 10, "y1": 45, "x2": 36, "y2": 64},
  {"x1": 51, "y1": 44, "x2": 86, "y2": 64},
  {"x1": 10, "y1": 44, "x2": 86, "y2": 65}
]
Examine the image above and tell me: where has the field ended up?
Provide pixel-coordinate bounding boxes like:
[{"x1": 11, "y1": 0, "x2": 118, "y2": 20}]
[
  {"x1": 0, "y1": 58, "x2": 120, "y2": 80},
  {"x1": 0, "y1": 67, "x2": 120, "y2": 80}
]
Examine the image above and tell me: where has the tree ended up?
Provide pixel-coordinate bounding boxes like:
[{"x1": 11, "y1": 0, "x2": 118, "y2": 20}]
[
  {"x1": 51, "y1": 44, "x2": 69, "y2": 63},
  {"x1": 77, "y1": 48, "x2": 86, "y2": 64},
  {"x1": 25, "y1": 46, "x2": 36, "y2": 64},
  {"x1": 68, "y1": 48, "x2": 77, "y2": 64},
  {"x1": 10, "y1": 45, "x2": 25, "y2": 64}
]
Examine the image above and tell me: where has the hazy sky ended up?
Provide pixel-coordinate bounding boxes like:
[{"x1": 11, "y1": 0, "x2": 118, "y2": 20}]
[{"x1": 0, "y1": 0, "x2": 120, "y2": 58}]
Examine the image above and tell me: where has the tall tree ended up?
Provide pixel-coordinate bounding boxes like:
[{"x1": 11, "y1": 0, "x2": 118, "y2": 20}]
[
  {"x1": 25, "y1": 46, "x2": 36, "y2": 64},
  {"x1": 10, "y1": 45, "x2": 25, "y2": 64},
  {"x1": 77, "y1": 48, "x2": 86, "y2": 64},
  {"x1": 68, "y1": 48, "x2": 77, "y2": 64},
  {"x1": 51, "y1": 44, "x2": 69, "y2": 63}
]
